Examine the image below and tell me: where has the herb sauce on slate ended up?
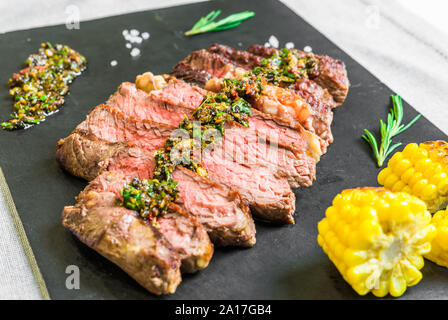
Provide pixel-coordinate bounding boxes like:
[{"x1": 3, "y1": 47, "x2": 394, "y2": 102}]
[{"x1": 2, "y1": 42, "x2": 87, "y2": 130}]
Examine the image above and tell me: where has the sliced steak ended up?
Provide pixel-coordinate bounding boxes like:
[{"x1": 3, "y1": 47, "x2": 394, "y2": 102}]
[
  {"x1": 61, "y1": 101, "x2": 296, "y2": 223},
  {"x1": 106, "y1": 81, "x2": 202, "y2": 128},
  {"x1": 172, "y1": 167, "x2": 256, "y2": 246},
  {"x1": 56, "y1": 133, "x2": 125, "y2": 180},
  {"x1": 79, "y1": 170, "x2": 213, "y2": 273},
  {"x1": 171, "y1": 50, "x2": 333, "y2": 146},
  {"x1": 57, "y1": 134, "x2": 256, "y2": 246},
  {"x1": 247, "y1": 44, "x2": 350, "y2": 106},
  {"x1": 202, "y1": 148, "x2": 295, "y2": 224},
  {"x1": 62, "y1": 190, "x2": 182, "y2": 295},
  {"x1": 73, "y1": 104, "x2": 173, "y2": 152},
  {"x1": 114, "y1": 79, "x2": 324, "y2": 160}
]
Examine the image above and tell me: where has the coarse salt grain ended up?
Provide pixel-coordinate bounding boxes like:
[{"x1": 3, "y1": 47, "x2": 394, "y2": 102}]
[
  {"x1": 141, "y1": 32, "x2": 150, "y2": 39},
  {"x1": 303, "y1": 45, "x2": 313, "y2": 53},
  {"x1": 130, "y1": 48, "x2": 141, "y2": 57},
  {"x1": 268, "y1": 35, "x2": 279, "y2": 48},
  {"x1": 130, "y1": 29, "x2": 139, "y2": 36},
  {"x1": 285, "y1": 42, "x2": 295, "y2": 49},
  {"x1": 264, "y1": 42, "x2": 271, "y2": 48},
  {"x1": 126, "y1": 43, "x2": 132, "y2": 49},
  {"x1": 110, "y1": 60, "x2": 118, "y2": 67},
  {"x1": 122, "y1": 29, "x2": 129, "y2": 36}
]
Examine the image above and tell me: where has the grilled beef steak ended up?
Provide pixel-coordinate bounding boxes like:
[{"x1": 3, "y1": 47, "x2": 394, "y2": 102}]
[
  {"x1": 58, "y1": 43, "x2": 351, "y2": 295},
  {"x1": 57, "y1": 134, "x2": 256, "y2": 246},
  {"x1": 78, "y1": 170, "x2": 214, "y2": 273},
  {"x1": 62, "y1": 190, "x2": 182, "y2": 295}
]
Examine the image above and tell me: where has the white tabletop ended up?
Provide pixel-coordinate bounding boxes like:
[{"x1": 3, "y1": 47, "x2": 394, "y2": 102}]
[{"x1": 0, "y1": 0, "x2": 447, "y2": 299}]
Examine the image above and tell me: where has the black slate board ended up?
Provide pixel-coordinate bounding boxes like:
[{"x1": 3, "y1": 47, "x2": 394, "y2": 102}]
[{"x1": 0, "y1": 0, "x2": 447, "y2": 300}]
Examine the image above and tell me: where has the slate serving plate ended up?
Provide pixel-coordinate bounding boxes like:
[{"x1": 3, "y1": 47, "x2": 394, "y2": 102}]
[{"x1": 0, "y1": 0, "x2": 447, "y2": 300}]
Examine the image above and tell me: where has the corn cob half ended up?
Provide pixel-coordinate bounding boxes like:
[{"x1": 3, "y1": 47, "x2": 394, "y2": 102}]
[
  {"x1": 317, "y1": 187, "x2": 436, "y2": 297},
  {"x1": 378, "y1": 141, "x2": 448, "y2": 213},
  {"x1": 425, "y1": 208, "x2": 448, "y2": 268}
]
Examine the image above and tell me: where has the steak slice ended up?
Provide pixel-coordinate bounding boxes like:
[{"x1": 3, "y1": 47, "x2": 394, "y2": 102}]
[
  {"x1": 202, "y1": 147, "x2": 296, "y2": 224},
  {"x1": 56, "y1": 132, "x2": 125, "y2": 181},
  {"x1": 172, "y1": 167, "x2": 256, "y2": 246},
  {"x1": 247, "y1": 44, "x2": 350, "y2": 106},
  {"x1": 73, "y1": 104, "x2": 172, "y2": 152},
  {"x1": 111, "y1": 80, "x2": 323, "y2": 167},
  {"x1": 171, "y1": 50, "x2": 333, "y2": 146},
  {"x1": 112, "y1": 82, "x2": 319, "y2": 186},
  {"x1": 57, "y1": 134, "x2": 256, "y2": 246},
  {"x1": 106, "y1": 81, "x2": 202, "y2": 128},
  {"x1": 62, "y1": 190, "x2": 182, "y2": 295},
  {"x1": 79, "y1": 170, "x2": 214, "y2": 273}
]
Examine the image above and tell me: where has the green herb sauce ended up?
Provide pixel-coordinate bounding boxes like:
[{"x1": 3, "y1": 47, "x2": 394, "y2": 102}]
[
  {"x1": 2, "y1": 42, "x2": 87, "y2": 130},
  {"x1": 121, "y1": 178, "x2": 179, "y2": 219},
  {"x1": 253, "y1": 48, "x2": 318, "y2": 88}
]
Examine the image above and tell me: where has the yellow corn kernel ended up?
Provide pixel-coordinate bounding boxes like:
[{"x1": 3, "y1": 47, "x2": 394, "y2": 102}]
[
  {"x1": 425, "y1": 208, "x2": 448, "y2": 268},
  {"x1": 378, "y1": 141, "x2": 448, "y2": 213},
  {"x1": 317, "y1": 187, "x2": 435, "y2": 297}
]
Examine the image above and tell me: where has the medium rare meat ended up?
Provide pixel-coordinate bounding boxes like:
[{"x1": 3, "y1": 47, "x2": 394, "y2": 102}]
[
  {"x1": 57, "y1": 134, "x2": 257, "y2": 246},
  {"x1": 73, "y1": 104, "x2": 172, "y2": 152},
  {"x1": 247, "y1": 44, "x2": 350, "y2": 106},
  {"x1": 171, "y1": 50, "x2": 333, "y2": 146},
  {"x1": 58, "y1": 99, "x2": 296, "y2": 223},
  {"x1": 119, "y1": 80, "x2": 323, "y2": 158},
  {"x1": 172, "y1": 167, "x2": 256, "y2": 246},
  {"x1": 201, "y1": 148, "x2": 295, "y2": 224},
  {"x1": 106, "y1": 83, "x2": 301, "y2": 220},
  {"x1": 106, "y1": 81, "x2": 203, "y2": 128},
  {"x1": 79, "y1": 170, "x2": 214, "y2": 273},
  {"x1": 110, "y1": 81, "x2": 321, "y2": 187},
  {"x1": 62, "y1": 190, "x2": 182, "y2": 295}
]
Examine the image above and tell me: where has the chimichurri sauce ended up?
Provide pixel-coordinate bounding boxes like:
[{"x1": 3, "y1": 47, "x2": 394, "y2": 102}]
[{"x1": 1, "y1": 42, "x2": 87, "y2": 130}]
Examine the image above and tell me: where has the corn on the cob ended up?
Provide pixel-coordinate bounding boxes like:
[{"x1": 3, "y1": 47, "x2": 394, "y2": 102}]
[
  {"x1": 317, "y1": 187, "x2": 435, "y2": 297},
  {"x1": 425, "y1": 208, "x2": 448, "y2": 268},
  {"x1": 378, "y1": 141, "x2": 448, "y2": 213}
]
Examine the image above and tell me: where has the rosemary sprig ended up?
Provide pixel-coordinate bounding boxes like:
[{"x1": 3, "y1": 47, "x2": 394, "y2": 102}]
[
  {"x1": 362, "y1": 94, "x2": 422, "y2": 167},
  {"x1": 185, "y1": 10, "x2": 255, "y2": 36}
]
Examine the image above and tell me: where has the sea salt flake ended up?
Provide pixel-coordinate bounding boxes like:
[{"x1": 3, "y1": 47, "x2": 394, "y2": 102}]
[
  {"x1": 141, "y1": 32, "x2": 150, "y2": 40},
  {"x1": 126, "y1": 43, "x2": 132, "y2": 49},
  {"x1": 264, "y1": 42, "x2": 271, "y2": 48},
  {"x1": 268, "y1": 35, "x2": 279, "y2": 48},
  {"x1": 110, "y1": 60, "x2": 118, "y2": 67},
  {"x1": 285, "y1": 42, "x2": 295, "y2": 49},
  {"x1": 130, "y1": 48, "x2": 141, "y2": 57},
  {"x1": 303, "y1": 45, "x2": 313, "y2": 53},
  {"x1": 122, "y1": 29, "x2": 129, "y2": 36},
  {"x1": 130, "y1": 29, "x2": 139, "y2": 36}
]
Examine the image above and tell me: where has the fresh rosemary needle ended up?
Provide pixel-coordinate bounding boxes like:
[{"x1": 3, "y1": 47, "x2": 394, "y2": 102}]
[
  {"x1": 185, "y1": 10, "x2": 255, "y2": 36},
  {"x1": 362, "y1": 94, "x2": 422, "y2": 167}
]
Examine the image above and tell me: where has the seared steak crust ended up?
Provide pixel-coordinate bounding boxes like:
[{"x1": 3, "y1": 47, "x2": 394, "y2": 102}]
[
  {"x1": 78, "y1": 170, "x2": 214, "y2": 273},
  {"x1": 62, "y1": 191, "x2": 182, "y2": 295}
]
